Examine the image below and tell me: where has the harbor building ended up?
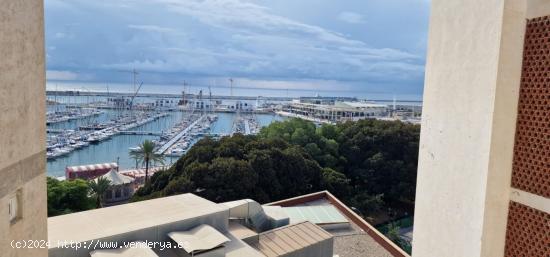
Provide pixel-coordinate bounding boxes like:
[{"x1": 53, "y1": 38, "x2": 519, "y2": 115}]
[
  {"x1": 48, "y1": 191, "x2": 407, "y2": 257},
  {"x1": 107, "y1": 97, "x2": 131, "y2": 109},
  {"x1": 154, "y1": 98, "x2": 179, "y2": 110},
  {"x1": 279, "y1": 98, "x2": 388, "y2": 123}
]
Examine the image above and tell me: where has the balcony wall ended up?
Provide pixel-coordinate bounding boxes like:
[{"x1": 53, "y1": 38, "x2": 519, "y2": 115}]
[{"x1": 0, "y1": 1, "x2": 47, "y2": 257}]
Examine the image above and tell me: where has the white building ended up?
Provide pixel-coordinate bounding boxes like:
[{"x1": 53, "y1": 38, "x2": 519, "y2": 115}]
[
  {"x1": 154, "y1": 98, "x2": 178, "y2": 109},
  {"x1": 280, "y1": 99, "x2": 388, "y2": 123}
]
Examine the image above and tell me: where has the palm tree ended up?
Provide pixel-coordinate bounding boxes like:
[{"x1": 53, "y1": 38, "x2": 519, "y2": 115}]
[
  {"x1": 130, "y1": 140, "x2": 164, "y2": 183},
  {"x1": 89, "y1": 177, "x2": 111, "y2": 208}
]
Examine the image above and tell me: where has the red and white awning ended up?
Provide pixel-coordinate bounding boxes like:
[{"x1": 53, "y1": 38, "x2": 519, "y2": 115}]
[{"x1": 66, "y1": 163, "x2": 118, "y2": 173}]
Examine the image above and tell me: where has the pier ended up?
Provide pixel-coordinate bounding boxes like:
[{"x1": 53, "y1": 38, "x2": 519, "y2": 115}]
[
  {"x1": 156, "y1": 115, "x2": 206, "y2": 155},
  {"x1": 119, "y1": 131, "x2": 165, "y2": 136},
  {"x1": 47, "y1": 112, "x2": 171, "y2": 160},
  {"x1": 46, "y1": 110, "x2": 104, "y2": 124},
  {"x1": 47, "y1": 129, "x2": 70, "y2": 134}
]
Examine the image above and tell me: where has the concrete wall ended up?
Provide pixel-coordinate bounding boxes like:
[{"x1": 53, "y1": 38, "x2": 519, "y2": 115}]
[
  {"x1": 413, "y1": 0, "x2": 527, "y2": 257},
  {"x1": 0, "y1": 1, "x2": 47, "y2": 257}
]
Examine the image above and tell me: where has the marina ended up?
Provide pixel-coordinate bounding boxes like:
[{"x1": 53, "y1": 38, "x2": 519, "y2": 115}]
[
  {"x1": 47, "y1": 108, "x2": 104, "y2": 124},
  {"x1": 45, "y1": 91, "x2": 420, "y2": 178},
  {"x1": 46, "y1": 112, "x2": 169, "y2": 160},
  {"x1": 46, "y1": 108, "x2": 284, "y2": 177}
]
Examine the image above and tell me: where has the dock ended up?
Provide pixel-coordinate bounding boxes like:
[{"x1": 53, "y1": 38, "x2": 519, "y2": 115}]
[
  {"x1": 119, "y1": 131, "x2": 165, "y2": 136},
  {"x1": 155, "y1": 115, "x2": 206, "y2": 155},
  {"x1": 47, "y1": 129, "x2": 69, "y2": 134}
]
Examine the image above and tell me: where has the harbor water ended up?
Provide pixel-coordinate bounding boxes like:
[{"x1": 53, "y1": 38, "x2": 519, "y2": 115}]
[{"x1": 47, "y1": 111, "x2": 285, "y2": 177}]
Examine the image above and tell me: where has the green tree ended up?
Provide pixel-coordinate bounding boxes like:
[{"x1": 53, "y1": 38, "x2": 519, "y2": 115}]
[
  {"x1": 320, "y1": 167, "x2": 350, "y2": 197},
  {"x1": 88, "y1": 177, "x2": 111, "y2": 208},
  {"x1": 130, "y1": 140, "x2": 165, "y2": 182},
  {"x1": 134, "y1": 118, "x2": 420, "y2": 222},
  {"x1": 133, "y1": 134, "x2": 328, "y2": 203},
  {"x1": 385, "y1": 222, "x2": 411, "y2": 252},
  {"x1": 351, "y1": 192, "x2": 384, "y2": 214},
  {"x1": 47, "y1": 177, "x2": 95, "y2": 216}
]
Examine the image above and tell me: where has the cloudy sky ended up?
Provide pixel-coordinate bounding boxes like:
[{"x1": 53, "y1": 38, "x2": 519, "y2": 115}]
[{"x1": 45, "y1": 0, "x2": 430, "y2": 97}]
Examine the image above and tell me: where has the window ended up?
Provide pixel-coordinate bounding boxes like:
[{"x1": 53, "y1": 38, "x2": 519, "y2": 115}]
[
  {"x1": 115, "y1": 188, "x2": 122, "y2": 198},
  {"x1": 106, "y1": 189, "x2": 113, "y2": 200}
]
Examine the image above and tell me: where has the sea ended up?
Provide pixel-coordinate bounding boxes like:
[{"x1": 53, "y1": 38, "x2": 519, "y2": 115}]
[{"x1": 46, "y1": 81, "x2": 424, "y2": 102}]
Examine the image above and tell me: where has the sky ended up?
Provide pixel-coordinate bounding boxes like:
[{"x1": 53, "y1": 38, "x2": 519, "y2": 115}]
[{"x1": 45, "y1": 0, "x2": 431, "y2": 98}]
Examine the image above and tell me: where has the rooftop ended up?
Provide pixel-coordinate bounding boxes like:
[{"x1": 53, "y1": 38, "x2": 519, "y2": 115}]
[
  {"x1": 267, "y1": 191, "x2": 408, "y2": 257},
  {"x1": 48, "y1": 191, "x2": 407, "y2": 257},
  {"x1": 167, "y1": 224, "x2": 230, "y2": 254},
  {"x1": 48, "y1": 193, "x2": 226, "y2": 244},
  {"x1": 252, "y1": 221, "x2": 333, "y2": 257}
]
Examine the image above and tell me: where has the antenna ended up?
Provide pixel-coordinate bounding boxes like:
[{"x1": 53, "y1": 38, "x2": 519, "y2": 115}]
[
  {"x1": 182, "y1": 81, "x2": 188, "y2": 112},
  {"x1": 229, "y1": 78, "x2": 234, "y2": 97},
  {"x1": 117, "y1": 69, "x2": 139, "y2": 94},
  {"x1": 208, "y1": 85, "x2": 212, "y2": 114}
]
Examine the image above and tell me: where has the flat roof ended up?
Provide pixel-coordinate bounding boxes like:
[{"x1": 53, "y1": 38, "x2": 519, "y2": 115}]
[
  {"x1": 224, "y1": 232, "x2": 265, "y2": 257},
  {"x1": 48, "y1": 194, "x2": 227, "y2": 246},
  {"x1": 282, "y1": 205, "x2": 349, "y2": 225},
  {"x1": 266, "y1": 191, "x2": 410, "y2": 257},
  {"x1": 253, "y1": 221, "x2": 332, "y2": 257},
  {"x1": 228, "y1": 221, "x2": 258, "y2": 241},
  {"x1": 334, "y1": 234, "x2": 394, "y2": 257}
]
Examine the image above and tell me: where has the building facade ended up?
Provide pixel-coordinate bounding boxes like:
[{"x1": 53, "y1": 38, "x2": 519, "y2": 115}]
[
  {"x1": 280, "y1": 99, "x2": 388, "y2": 123},
  {"x1": 98, "y1": 169, "x2": 136, "y2": 204},
  {"x1": 414, "y1": 1, "x2": 550, "y2": 257},
  {"x1": 0, "y1": 1, "x2": 48, "y2": 257}
]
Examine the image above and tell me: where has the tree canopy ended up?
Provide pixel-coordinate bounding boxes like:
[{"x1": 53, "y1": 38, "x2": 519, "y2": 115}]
[
  {"x1": 260, "y1": 118, "x2": 420, "y2": 206},
  {"x1": 47, "y1": 177, "x2": 95, "y2": 216},
  {"x1": 133, "y1": 118, "x2": 420, "y2": 220},
  {"x1": 133, "y1": 134, "x2": 337, "y2": 203}
]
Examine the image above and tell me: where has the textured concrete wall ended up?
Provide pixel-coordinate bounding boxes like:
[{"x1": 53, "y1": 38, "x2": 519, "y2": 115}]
[
  {"x1": 413, "y1": 0, "x2": 527, "y2": 257},
  {"x1": 0, "y1": 0, "x2": 47, "y2": 257}
]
